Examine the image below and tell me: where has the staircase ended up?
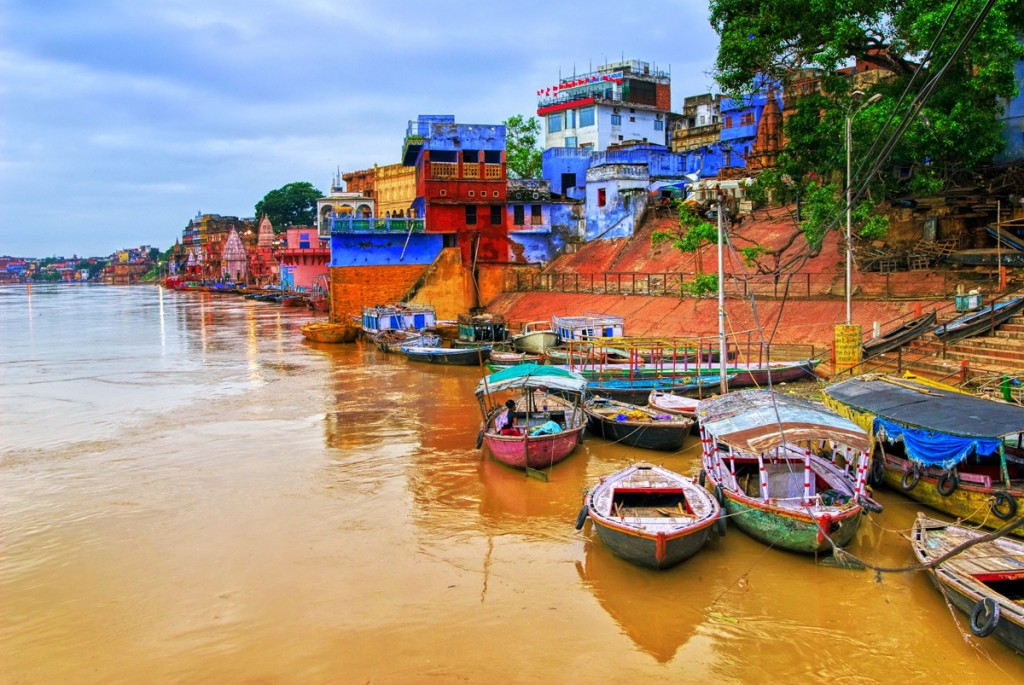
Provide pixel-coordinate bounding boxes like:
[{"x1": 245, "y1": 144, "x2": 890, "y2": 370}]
[{"x1": 900, "y1": 313, "x2": 1024, "y2": 384}]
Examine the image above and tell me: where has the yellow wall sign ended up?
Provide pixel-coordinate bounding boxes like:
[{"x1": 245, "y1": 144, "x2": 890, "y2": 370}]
[{"x1": 834, "y1": 324, "x2": 862, "y2": 371}]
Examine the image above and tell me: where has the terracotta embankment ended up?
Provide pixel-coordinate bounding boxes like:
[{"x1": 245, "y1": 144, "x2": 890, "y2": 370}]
[{"x1": 489, "y1": 207, "x2": 945, "y2": 348}]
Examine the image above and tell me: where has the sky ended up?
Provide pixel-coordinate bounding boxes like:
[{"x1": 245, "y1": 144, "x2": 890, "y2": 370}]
[{"x1": 0, "y1": 1, "x2": 722, "y2": 258}]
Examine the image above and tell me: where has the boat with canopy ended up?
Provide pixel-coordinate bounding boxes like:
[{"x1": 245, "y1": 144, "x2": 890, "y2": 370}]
[{"x1": 823, "y1": 375, "x2": 1024, "y2": 534}]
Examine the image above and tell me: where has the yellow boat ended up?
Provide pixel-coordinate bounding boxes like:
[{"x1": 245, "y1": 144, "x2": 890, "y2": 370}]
[{"x1": 300, "y1": 320, "x2": 358, "y2": 344}]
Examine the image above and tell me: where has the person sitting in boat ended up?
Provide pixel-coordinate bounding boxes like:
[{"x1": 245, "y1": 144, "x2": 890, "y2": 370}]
[{"x1": 500, "y1": 399, "x2": 521, "y2": 435}]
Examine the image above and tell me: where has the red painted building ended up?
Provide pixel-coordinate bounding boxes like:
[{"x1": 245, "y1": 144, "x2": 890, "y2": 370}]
[{"x1": 403, "y1": 116, "x2": 509, "y2": 266}]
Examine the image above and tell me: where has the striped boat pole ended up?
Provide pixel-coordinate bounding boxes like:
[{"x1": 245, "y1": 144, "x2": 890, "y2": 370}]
[{"x1": 803, "y1": 448, "x2": 813, "y2": 506}]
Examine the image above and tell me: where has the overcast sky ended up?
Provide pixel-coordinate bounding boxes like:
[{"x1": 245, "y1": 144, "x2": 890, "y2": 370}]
[{"x1": 0, "y1": 1, "x2": 721, "y2": 258}]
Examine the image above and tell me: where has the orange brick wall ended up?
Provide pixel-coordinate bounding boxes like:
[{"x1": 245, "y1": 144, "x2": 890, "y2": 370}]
[{"x1": 329, "y1": 264, "x2": 425, "y2": 321}]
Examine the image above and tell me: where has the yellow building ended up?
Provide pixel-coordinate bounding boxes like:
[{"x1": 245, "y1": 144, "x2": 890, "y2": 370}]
[{"x1": 374, "y1": 163, "x2": 416, "y2": 218}]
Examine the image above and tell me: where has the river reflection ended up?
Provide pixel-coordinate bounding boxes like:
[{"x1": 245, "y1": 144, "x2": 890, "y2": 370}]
[{"x1": 1, "y1": 285, "x2": 1022, "y2": 684}]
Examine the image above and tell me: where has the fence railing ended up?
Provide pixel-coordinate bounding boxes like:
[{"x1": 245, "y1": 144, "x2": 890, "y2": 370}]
[{"x1": 505, "y1": 269, "x2": 996, "y2": 300}]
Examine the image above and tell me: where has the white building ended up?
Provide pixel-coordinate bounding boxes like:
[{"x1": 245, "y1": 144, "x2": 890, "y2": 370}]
[{"x1": 536, "y1": 59, "x2": 671, "y2": 152}]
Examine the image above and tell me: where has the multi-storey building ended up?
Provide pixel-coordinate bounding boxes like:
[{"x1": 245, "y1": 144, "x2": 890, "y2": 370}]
[
  {"x1": 671, "y1": 93, "x2": 722, "y2": 153},
  {"x1": 403, "y1": 115, "x2": 508, "y2": 266},
  {"x1": 374, "y1": 163, "x2": 417, "y2": 218},
  {"x1": 278, "y1": 226, "x2": 328, "y2": 291},
  {"x1": 536, "y1": 59, "x2": 671, "y2": 153}
]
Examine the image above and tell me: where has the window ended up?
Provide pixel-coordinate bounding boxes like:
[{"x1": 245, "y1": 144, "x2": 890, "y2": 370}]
[
  {"x1": 565, "y1": 109, "x2": 576, "y2": 129},
  {"x1": 531, "y1": 205, "x2": 542, "y2": 225},
  {"x1": 493, "y1": 191, "x2": 499, "y2": 197},
  {"x1": 580, "y1": 106, "x2": 595, "y2": 127},
  {"x1": 490, "y1": 205, "x2": 502, "y2": 225},
  {"x1": 484, "y1": 150, "x2": 501, "y2": 164},
  {"x1": 725, "y1": 116, "x2": 733, "y2": 129},
  {"x1": 699, "y1": 115, "x2": 706, "y2": 125},
  {"x1": 654, "y1": 120, "x2": 664, "y2": 131},
  {"x1": 565, "y1": 136, "x2": 578, "y2": 148},
  {"x1": 629, "y1": 116, "x2": 636, "y2": 122},
  {"x1": 463, "y1": 150, "x2": 480, "y2": 163},
  {"x1": 611, "y1": 114, "x2": 621, "y2": 126},
  {"x1": 740, "y1": 112, "x2": 754, "y2": 126},
  {"x1": 548, "y1": 113, "x2": 562, "y2": 133},
  {"x1": 468, "y1": 191, "x2": 475, "y2": 197},
  {"x1": 299, "y1": 232, "x2": 310, "y2": 249},
  {"x1": 597, "y1": 188, "x2": 606, "y2": 207},
  {"x1": 513, "y1": 205, "x2": 525, "y2": 226},
  {"x1": 466, "y1": 205, "x2": 477, "y2": 225},
  {"x1": 561, "y1": 172, "x2": 576, "y2": 191}
]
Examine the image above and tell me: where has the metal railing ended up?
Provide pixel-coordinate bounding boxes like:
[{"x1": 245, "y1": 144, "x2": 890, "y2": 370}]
[{"x1": 329, "y1": 217, "x2": 425, "y2": 235}]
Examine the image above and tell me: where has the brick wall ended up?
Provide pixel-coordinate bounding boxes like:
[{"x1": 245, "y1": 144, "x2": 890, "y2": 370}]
[{"x1": 329, "y1": 264, "x2": 426, "y2": 321}]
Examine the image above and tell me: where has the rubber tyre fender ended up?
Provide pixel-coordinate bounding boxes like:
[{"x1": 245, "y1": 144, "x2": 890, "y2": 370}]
[
  {"x1": 990, "y1": 491, "x2": 1018, "y2": 521},
  {"x1": 936, "y1": 471, "x2": 958, "y2": 496},
  {"x1": 698, "y1": 469, "x2": 706, "y2": 487},
  {"x1": 574, "y1": 502, "x2": 590, "y2": 530},
  {"x1": 713, "y1": 484, "x2": 725, "y2": 506},
  {"x1": 869, "y1": 452, "x2": 886, "y2": 486},
  {"x1": 969, "y1": 597, "x2": 1000, "y2": 638},
  {"x1": 475, "y1": 429, "x2": 484, "y2": 450},
  {"x1": 900, "y1": 467, "x2": 921, "y2": 491},
  {"x1": 715, "y1": 505, "x2": 727, "y2": 537}
]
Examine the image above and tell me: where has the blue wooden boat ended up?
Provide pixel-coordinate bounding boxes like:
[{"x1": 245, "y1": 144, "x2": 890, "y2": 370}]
[
  {"x1": 587, "y1": 374, "x2": 731, "y2": 405},
  {"x1": 934, "y1": 297, "x2": 1024, "y2": 343},
  {"x1": 576, "y1": 462, "x2": 720, "y2": 570}
]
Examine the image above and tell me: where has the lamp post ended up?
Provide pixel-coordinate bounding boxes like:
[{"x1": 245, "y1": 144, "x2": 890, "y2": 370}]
[
  {"x1": 845, "y1": 92, "x2": 883, "y2": 324},
  {"x1": 717, "y1": 190, "x2": 728, "y2": 395}
]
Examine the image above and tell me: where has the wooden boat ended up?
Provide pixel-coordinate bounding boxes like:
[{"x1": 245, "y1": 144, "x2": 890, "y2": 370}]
[
  {"x1": 489, "y1": 348, "x2": 543, "y2": 367},
  {"x1": 544, "y1": 346, "x2": 607, "y2": 365},
  {"x1": 361, "y1": 303, "x2": 437, "y2": 336},
  {"x1": 509, "y1": 321, "x2": 557, "y2": 355},
  {"x1": 552, "y1": 313, "x2": 624, "y2": 343},
  {"x1": 583, "y1": 398, "x2": 693, "y2": 451},
  {"x1": 576, "y1": 462, "x2": 721, "y2": 569},
  {"x1": 933, "y1": 297, "x2": 1024, "y2": 343},
  {"x1": 862, "y1": 311, "x2": 937, "y2": 357},
  {"x1": 474, "y1": 364, "x2": 588, "y2": 474},
  {"x1": 403, "y1": 344, "x2": 490, "y2": 366},
  {"x1": 455, "y1": 312, "x2": 508, "y2": 346},
  {"x1": 300, "y1": 320, "x2": 358, "y2": 343},
  {"x1": 587, "y1": 374, "x2": 732, "y2": 406},
  {"x1": 910, "y1": 513, "x2": 1024, "y2": 652},
  {"x1": 698, "y1": 390, "x2": 881, "y2": 554},
  {"x1": 647, "y1": 391, "x2": 700, "y2": 420},
  {"x1": 823, "y1": 375, "x2": 1024, "y2": 536},
  {"x1": 372, "y1": 329, "x2": 440, "y2": 354}
]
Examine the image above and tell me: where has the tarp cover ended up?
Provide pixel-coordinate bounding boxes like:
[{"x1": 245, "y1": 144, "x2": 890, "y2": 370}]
[
  {"x1": 475, "y1": 363, "x2": 587, "y2": 398},
  {"x1": 697, "y1": 389, "x2": 870, "y2": 453},
  {"x1": 824, "y1": 376, "x2": 1024, "y2": 439},
  {"x1": 873, "y1": 417, "x2": 1001, "y2": 470}
]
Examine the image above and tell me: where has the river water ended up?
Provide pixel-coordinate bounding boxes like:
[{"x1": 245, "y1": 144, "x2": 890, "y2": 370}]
[{"x1": 1, "y1": 284, "x2": 1021, "y2": 684}]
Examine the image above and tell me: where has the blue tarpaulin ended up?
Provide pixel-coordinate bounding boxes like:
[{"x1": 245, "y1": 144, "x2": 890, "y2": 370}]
[{"x1": 874, "y1": 417, "x2": 1002, "y2": 470}]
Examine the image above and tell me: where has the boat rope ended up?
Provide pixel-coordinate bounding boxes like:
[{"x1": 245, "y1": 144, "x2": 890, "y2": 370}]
[{"x1": 826, "y1": 514, "x2": 1024, "y2": 577}]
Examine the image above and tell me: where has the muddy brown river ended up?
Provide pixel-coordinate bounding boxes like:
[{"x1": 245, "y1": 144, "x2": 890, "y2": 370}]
[{"x1": 1, "y1": 284, "x2": 1021, "y2": 683}]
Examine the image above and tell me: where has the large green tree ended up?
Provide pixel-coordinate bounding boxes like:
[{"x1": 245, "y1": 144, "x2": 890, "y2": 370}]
[
  {"x1": 503, "y1": 114, "x2": 543, "y2": 179},
  {"x1": 254, "y1": 181, "x2": 322, "y2": 231},
  {"x1": 709, "y1": 0, "x2": 1024, "y2": 265}
]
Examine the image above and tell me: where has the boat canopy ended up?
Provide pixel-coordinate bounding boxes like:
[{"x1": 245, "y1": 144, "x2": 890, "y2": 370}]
[
  {"x1": 697, "y1": 389, "x2": 871, "y2": 453},
  {"x1": 824, "y1": 376, "x2": 1024, "y2": 468},
  {"x1": 475, "y1": 363, "x2": 588, "y2": 398}
]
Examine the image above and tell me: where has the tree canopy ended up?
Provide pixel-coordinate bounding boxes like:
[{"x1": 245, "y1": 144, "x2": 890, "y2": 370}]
[
  {"x1": 709, "y1": 0, "x2": 1024, "y2": 267},
  {"x1": 503, "y1": 114, "x2": 543, "y2": 179},
  {"x1": 254, "y1": 182, "x2": 322, "y2": 231},
  {"x1": 710, "y1": 0, "x2": 1023, "y2": 195}
]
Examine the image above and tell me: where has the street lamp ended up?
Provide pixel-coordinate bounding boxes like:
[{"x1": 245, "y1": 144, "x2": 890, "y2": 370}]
[{"x1": 846, "y1": 91, "x2": 883, "y2": 324}]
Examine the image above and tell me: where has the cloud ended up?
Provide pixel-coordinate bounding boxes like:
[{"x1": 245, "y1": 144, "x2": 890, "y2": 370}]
[{"x1": 0, "y1": 0, "x2": 721, "y2": 257}]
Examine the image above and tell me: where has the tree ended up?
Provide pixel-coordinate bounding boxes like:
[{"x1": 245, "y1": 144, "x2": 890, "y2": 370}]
[
  {"x1": 710, "y1": 0, "x2": 1024, "y2": 194},
  {"x1": 652, "y1": 203, "x2": 721, "y2": 296},
  {"x1": 254, "y1": 182, "x2": 322, "y2": 231},
  {"x1": 503, "y1": 114, "x2": 543, "y2": 179},
  {"x1": 709, "y1": 0, "x2": 1023, "y2": 270}
]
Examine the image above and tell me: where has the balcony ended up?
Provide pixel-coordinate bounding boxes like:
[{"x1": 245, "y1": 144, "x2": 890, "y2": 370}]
[
  {"x1": 329, "y1": 217, "x2": 426, "y2": 235},
  {"x1": 431, "y1": 162, "x2": 458, "y2": 179}
]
